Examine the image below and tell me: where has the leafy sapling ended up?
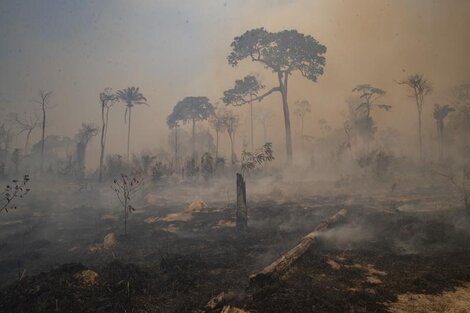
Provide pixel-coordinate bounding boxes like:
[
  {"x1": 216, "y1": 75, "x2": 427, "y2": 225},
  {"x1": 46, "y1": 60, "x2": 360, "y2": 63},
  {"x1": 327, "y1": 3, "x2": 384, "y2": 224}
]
[
  {"x1": 1, "y1": 175, "x2": 30, "y2": 213},
  {"x1": 111, "y1": 174, "x2": 143, "y2": 235},
  {"x1": 241, "y1": 143, "x2": 275, "y2": 175}
]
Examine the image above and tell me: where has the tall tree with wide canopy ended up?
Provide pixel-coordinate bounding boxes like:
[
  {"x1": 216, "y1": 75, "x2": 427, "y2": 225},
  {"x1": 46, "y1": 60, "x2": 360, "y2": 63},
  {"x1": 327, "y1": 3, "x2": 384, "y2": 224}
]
[
  {"x1": 398, "y1": 74, "x2": 432, "y2": 164},
  {"x1": 433, "y1": 104, "x2": 455, "y2": 162},
  {"x1": 228, "y1": 28, "x2": 326, "y2": 162},
  {"x1": 167, "y1": 96, "x2": 214, "y2": 157},
  {"x1": 116, "y1": 87, "x2": 147, "y2": 165},
  {"x1": 222, "y1": 75, "x2": 264, "y2": 152},
  {"x1": 98, "y1": 88, "x2": 117, "y2": 181}
]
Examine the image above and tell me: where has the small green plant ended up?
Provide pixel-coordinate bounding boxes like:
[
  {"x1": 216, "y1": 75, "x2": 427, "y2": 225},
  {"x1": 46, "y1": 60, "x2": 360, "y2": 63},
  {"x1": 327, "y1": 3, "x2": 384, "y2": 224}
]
[
  {"x1": 1, "y1": 175, "x2": 30, "y2": 213},
  {"x1": 241, "y1": 142, "x2": 274, "y2": 174},
  {"x1": 111, "y1": 174, "x2": 143, "y2": 235}
]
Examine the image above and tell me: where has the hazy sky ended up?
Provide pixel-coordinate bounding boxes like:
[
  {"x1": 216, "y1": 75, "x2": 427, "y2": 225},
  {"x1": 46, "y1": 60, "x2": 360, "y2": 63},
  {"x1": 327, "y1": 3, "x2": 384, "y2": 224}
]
[{"x1": 1, "y1": 0, "x2": 469, "y2": 164}]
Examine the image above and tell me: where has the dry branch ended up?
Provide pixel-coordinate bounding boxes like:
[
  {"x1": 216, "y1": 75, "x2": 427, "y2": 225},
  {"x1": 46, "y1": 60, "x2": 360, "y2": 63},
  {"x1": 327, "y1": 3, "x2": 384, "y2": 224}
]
[{"x1": 250, "y1": 208, "x2": 348, "y2": 285}]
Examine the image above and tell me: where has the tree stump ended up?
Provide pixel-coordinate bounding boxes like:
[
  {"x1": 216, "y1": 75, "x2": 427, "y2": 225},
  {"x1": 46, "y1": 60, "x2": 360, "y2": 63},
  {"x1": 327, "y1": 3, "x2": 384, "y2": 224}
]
[{"x1": 236, "y1": 173, "x2": 248, "y2": 234}]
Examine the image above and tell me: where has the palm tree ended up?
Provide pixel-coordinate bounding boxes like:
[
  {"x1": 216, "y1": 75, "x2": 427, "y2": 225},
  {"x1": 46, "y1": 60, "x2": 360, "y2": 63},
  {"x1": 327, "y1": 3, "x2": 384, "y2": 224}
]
[
  {"x1": 99, "y1": 88, "x2": 117, "y2": 181},
  {"x1": 433, "y1": 104, "x2": 455, "y2": 162},
  {"x1": 116, "y1": 87, "x2": 147, "y2": 165}
]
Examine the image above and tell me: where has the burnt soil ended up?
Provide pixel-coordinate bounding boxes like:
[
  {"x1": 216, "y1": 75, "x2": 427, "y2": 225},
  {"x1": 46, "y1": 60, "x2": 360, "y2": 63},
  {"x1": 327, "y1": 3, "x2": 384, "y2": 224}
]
[{"x1": 1, "y1": 187, "x2": 470, "y2": 312}]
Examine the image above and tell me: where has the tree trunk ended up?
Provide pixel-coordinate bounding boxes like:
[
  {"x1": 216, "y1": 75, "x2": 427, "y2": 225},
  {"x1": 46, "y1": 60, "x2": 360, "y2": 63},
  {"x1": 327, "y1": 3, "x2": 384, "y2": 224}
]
[
  {"x1": 192, "y1": 118, "x2": 196, "y2": 158},
  {"x1": 250, "y1": 94, "x2": 254, "y2": 152},
  {"x1": 418, "y1": 109, "x2": 423, "y2": 164},
  {"x1": 25, "y1": 129, "x2": 32, "y2": 154},
  {"x1": 41, "y1": 105, "x2": 46, "y2": 172},
  {"x1": 250, "y1": 209, "x2": 347, "y2": 286},
  {"x1": 278, "y1": 72, "x2": 293, "y2": 163},
  {"x1": 175, "y1": 126, "x2": 178, "y2": 171},
  {"x1": 215, "y1": 130, "x2": 219, "y2": 159},
  {"x1": 229, "y1": 133, "x2": 235, "y2": 165},
  {"x1": 127, "y1": 106, "x2": 132, "y2": 166},
  {"x1": 301, "y1": 116, "x2": 304, "y2": 148},
  {"x1": 99, "y1": 103, "x2": 106, "y2": 181},
  {"x1": 236, "y1": 173, "x2": 247, "y2": 234}
]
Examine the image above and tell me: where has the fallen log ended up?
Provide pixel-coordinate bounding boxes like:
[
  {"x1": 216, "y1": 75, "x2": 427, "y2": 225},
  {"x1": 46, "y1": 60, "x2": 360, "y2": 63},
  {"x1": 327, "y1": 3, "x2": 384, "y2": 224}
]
[{"x1": 250, "y1": 208, "x2": 348, "y2": 286}]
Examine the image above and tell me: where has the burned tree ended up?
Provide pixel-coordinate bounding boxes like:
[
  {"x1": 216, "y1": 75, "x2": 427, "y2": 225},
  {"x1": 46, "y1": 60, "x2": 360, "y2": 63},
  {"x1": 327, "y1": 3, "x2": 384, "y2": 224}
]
[
  {"x1": 433, "y1": 104, "x2": 455, "y2": 162},
  {"x1": 99, "y1": 88, "x2": 117, "y2": 182},
  {"x1": 111, "y1": 174, "x2": 143, "y2": 235},
  {"x1": 222, "y1": 75, "x2": 264, "y2": 152},
  {"x1": 1, "y1": 175, "x2": 30, "y2": 214},
  {"x1": 34, "y1": 90, "x2": 54, "y2": 172},
  {"x1": 228, "y1": 28, "x2": 326, "y2": 162},
  {"x1": 15, "y1": 113, "x2": 39, "y2": 154},
  {"x1": 116, "y1": 87, "x2": 148, "y2": 165},
  {"x1": 168, "y1": 97, "x2": 214, "y2": 158},
  {"x1": 74, "y1": 123, "x2": 99, "y2": 180},
  {"x1": 398, "y1": 74, "x2": 432, "y2": 164}
]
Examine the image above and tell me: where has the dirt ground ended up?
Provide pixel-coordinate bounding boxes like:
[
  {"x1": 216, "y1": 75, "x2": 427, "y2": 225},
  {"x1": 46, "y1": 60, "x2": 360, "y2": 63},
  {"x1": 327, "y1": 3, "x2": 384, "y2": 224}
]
[{"x1": 1, "y1": 175, "x2": 470, "y2": 313}]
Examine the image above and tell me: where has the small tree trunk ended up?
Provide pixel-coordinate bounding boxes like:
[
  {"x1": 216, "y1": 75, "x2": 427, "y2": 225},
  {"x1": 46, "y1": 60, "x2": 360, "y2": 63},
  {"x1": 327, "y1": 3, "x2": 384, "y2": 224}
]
[
  {"x1": 215, "y1": 130, "x2": 219, "y2": 160},
  {"x1": 250, "y1": 94, "x2": 254, "y2": 152},
  {"x1": 99, "y1": 103, "x2": 106, "y2": 181},
  {"x1": 41, "y1": 105, "x2": 46, "y2": 172},
  {"x1": 418, "y1": 108, "x2": 424, "y2": 165},
  {"x1": 127, "y1": 106, "x2": 132, "y2": 166},
  {"x1": 175, "y1": 126, "x2": 178, "y2": 171},
  {"x1": 192, "y1": 118, "x2": 196, "y2": 158},
  {"x1": 236, "y1": 173, "x2": 247, "y2": 234},
  {"x1": 25, "y1": 129, "x2": 32, "y2": 154}
]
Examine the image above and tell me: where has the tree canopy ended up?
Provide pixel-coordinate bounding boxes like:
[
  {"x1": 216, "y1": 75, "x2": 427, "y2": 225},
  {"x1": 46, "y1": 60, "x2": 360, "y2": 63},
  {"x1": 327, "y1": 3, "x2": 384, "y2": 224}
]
[
  {"x1": 228, "y1": 28, "x2": 326, "y2": 82},
  {"x1": 167, "y1": 96, "x2": 214, "y2": 127},
  {"x1": 222, "y1": 75, "x2": 264, "y2": 106}
]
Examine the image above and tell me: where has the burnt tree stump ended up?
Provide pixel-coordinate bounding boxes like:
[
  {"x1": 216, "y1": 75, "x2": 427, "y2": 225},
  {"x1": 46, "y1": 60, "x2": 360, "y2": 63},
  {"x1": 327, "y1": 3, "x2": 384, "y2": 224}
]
[{"x1": 236, "y1": 173, "x2": 248, "y2": 234}]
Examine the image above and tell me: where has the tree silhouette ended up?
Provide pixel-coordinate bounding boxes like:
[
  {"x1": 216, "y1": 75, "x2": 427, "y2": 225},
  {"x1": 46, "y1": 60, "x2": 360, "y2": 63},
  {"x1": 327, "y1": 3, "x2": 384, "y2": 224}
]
[
  {"x1": 293, "y1": 99, "x2": 311, "y2": 147},
  {"x1": 34, "y1": 90, "x2": 54, "y2": 172},
  {"x1": 352, "y1": 84, "x2": 390, "y2": 118},
  {"x1": 167, "y1": 96, "x2": 214, "y2": 157},
  {"x1": 222, "y1": 75, "x2": 264, "y2": 152},
  {"x1": 116, "y1": 87, "x2": 147, "y2": 165},
  {"x1": 433, "y1": 104, "x2": 455, "y2": 162},
  {"x1": 221, "y1": 109, "x2": 239, "y2": 165},
  {"x1": 75, "y1": 123, "x2": 99, "y2": 179},
  {"x1": 209, "y1": 106, "x2": 228, "y2": 160},
  {"x1": 15, "y1": 113, "x2": 39, "y2": 153},
  {"x1": 99, "y1": 88, "x2": 117, "y2": 181},
  {"x1": 228, "y1": 28, "x2": 326, "y2": 162},
  {"x1": 166, "y1": 118, "x2": 180, "y2": 171},
  {"x1": 398, "y1": 74, "x2": 432, "y2": 164}
]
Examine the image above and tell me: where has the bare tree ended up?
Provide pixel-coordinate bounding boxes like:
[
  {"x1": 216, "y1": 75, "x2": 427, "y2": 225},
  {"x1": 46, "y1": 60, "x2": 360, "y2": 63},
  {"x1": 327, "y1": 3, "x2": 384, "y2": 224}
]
[
  {"x1": 398, "y1": 74, "x2": 432, "y2": 164},
  {"x1": 34, "y1": 90, "x2": 54, "y2": 172},
  {"x1": 433, "y1": 104, "x2": 455, "y2": 162},
  {"x1": 15, "y1": 113, "x2": 39, "y2": 153},
  {"x1": 99, "y1": 88, "x2": 117, "y2": 181},
  {"x1": 111, "y1": 174, "x2": 143, "y2": 235}
]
